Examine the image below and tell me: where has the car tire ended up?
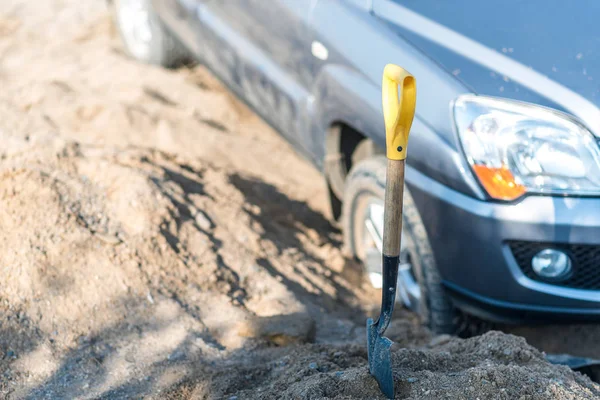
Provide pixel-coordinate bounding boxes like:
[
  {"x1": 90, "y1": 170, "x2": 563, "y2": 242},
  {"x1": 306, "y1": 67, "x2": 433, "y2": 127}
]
[
  {"x1": 111, "y1": 0, "x2": 189, "y2": 68},
  {"x1": 342, "y1": 156, "x2": 460, "y2": 334}
]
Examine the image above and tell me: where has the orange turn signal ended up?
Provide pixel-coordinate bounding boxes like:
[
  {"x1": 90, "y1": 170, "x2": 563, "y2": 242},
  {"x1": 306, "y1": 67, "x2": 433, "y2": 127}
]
[{"x1": 472, "y1": 165, "x2": 526, "y2": 201}]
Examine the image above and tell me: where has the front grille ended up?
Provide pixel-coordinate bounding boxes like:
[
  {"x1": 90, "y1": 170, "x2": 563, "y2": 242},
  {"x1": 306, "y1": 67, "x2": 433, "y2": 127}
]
[{"x1": 508, "y1": 241, "x2": 600, "y2": 290}]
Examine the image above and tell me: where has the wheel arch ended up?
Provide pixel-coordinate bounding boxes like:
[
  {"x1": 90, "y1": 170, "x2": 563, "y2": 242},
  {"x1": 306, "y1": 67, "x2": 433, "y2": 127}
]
[
  {"x1": 309, "y1": 63, "x2": 385, "y2": 220},
  {"x1": 324, "y1": 121, "x2": 383, "y2": 201}
]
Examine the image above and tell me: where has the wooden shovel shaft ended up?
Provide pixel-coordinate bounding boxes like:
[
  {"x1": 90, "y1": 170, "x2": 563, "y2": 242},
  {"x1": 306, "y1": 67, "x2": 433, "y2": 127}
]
[
  {"x1": 375, "y1": 158, "x2": 405, "y2": 335},
  {"x1": 382, "y1": 159, "x2": 405, "y2": 257}
]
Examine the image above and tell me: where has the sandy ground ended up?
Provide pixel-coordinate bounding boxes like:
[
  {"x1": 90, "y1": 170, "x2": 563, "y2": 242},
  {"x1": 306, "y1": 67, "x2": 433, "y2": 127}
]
[{"x1": 0, "y1": 1, "x2": 599, "y2": 399}]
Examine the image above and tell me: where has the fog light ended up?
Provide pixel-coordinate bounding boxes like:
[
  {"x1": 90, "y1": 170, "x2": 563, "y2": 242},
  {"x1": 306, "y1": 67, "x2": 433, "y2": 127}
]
[{"x1": 531, "y1": 249, "x2": 572, "y2": 279}]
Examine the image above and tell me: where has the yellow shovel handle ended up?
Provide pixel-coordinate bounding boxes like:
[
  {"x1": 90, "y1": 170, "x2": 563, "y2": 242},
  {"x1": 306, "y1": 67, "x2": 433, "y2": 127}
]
[{"x1": 382, "y1": 64, "x2": 416, "y2": 160}]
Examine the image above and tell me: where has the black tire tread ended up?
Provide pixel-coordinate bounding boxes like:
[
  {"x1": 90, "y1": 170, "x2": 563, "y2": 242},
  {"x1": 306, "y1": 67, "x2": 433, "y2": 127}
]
[
  {"x1": 155, "y1": 20, "x2": 190, "y2": 68},
  {"x1": 111, "y1": 0, "x2": 190, "y2": 68}
]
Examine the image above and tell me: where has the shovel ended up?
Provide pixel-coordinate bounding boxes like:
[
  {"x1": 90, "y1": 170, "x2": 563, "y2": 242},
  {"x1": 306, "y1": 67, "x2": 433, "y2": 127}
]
[{"x1": 367, "y1": 64, "x2": 416, "y2": 399}]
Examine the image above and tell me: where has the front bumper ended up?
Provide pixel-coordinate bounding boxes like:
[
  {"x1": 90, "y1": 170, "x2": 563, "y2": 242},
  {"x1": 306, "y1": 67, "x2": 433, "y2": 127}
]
[{"x1": 405, "y1": 165, "x2": 600, "y2": 323}]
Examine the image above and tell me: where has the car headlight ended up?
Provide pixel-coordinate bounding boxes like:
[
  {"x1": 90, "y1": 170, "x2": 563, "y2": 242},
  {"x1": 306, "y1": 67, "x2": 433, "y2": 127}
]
[{"x1": 453, "y1": 95, "x2": 600, "y2": 200}]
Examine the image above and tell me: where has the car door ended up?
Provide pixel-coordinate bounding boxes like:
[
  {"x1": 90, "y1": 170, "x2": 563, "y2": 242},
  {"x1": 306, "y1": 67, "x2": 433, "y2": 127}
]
[{"x1": 197, "y1": 0, "x2": 316, "y2": 152}]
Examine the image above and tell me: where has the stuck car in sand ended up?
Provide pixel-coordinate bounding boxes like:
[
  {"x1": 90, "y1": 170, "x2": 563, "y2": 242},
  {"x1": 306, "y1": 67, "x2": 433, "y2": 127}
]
[{"x1": 111, "y1": 0, "x2": 600, "y2": 334}]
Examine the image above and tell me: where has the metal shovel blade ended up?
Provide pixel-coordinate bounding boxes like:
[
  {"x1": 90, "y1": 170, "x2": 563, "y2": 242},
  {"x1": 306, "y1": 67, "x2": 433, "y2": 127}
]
[
  {"x1": 367, "y1": 319, "x2": 394, "y2": 398},
  {"x1": 367, "y1": 248, "x2": 401, "y2": 399}
]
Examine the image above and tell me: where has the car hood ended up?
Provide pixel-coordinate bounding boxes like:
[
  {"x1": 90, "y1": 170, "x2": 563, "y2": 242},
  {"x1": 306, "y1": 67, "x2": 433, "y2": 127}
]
[{"x1": 373, "y1": 0, "x2": 600, "y2": 136}]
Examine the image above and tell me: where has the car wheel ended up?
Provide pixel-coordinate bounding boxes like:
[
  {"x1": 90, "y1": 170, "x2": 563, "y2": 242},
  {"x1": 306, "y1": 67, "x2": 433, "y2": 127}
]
[
  {"x1": 111, "y1": 0, "x2": 189, "y2": 67},
  {"x1": 342, "y1": 156, "x2": 460, "y2": 334}
]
